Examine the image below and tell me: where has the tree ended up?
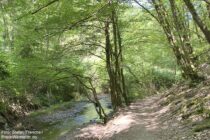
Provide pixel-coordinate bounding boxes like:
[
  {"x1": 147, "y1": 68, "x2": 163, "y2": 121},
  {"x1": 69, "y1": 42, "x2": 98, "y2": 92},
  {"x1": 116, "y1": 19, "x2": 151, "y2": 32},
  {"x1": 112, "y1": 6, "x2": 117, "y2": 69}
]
[
  {"x1": 104, "y1": 0, "x2": 129, "y2": 110},
  {"x1": 183, "y1": 0, "x2": 210, "y2": 44},
  {"x1": 143, "y1": 0, "x2": 201, "y2": 81}
]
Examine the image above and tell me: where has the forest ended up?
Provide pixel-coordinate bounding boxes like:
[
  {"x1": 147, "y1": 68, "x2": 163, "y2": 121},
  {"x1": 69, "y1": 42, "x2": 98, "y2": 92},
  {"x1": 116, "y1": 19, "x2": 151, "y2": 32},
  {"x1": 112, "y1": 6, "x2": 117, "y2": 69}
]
[{"x1": 0, "y1": 0, "x2": 210, "y2": 139}]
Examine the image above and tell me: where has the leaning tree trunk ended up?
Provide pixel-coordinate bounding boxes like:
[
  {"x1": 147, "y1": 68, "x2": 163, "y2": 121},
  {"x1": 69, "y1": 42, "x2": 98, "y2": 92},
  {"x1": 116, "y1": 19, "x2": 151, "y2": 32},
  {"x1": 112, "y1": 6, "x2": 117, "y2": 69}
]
[
  {"x1": 89, "y1": 80, "x2": 107, "y2": 123},
  {"x1": 169, "y1": 0, "x2": 200, "y2": 80},
  {"x1": 183, "y1": 0, "x2": 210, "y2": 44},
  {"x1": 74, "y1": 74, "x2": 107, "y2": 123},
  {"x1": 151, "y1": 0, "x2": 200, "y2": 81}
]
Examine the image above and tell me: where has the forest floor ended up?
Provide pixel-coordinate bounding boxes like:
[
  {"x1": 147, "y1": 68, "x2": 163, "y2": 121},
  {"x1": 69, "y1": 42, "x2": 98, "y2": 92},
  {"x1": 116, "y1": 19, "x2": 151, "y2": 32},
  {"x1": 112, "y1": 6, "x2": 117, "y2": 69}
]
[{"x1": 60, "y1": 83, "x2": 210, "y2": 140}]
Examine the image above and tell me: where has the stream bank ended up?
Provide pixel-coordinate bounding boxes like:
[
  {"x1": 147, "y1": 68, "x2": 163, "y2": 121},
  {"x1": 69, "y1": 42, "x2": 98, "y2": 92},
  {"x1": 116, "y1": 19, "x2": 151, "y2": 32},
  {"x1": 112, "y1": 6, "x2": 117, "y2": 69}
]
[{"x1": 21, "y1": 95, "x2": 112, "y2": 140}]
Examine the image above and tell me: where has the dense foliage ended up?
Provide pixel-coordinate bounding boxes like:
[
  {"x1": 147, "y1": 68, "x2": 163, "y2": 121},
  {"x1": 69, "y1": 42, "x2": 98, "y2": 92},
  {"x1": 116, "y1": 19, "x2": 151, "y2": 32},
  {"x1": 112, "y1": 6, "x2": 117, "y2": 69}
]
[{"x1": 0, "y1": 0, "x2": 210, "y2": 127}]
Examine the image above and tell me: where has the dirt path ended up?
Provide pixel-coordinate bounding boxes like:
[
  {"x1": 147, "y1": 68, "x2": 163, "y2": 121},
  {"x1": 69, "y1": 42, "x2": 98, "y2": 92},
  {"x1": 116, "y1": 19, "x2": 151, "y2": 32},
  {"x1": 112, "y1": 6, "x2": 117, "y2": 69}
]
[
  {"x1": 59, "y1": 95, "x2": 195, "y2": 140},
  {"x1": 59, "y1": 93, "x2": 210, "y2": 140}
]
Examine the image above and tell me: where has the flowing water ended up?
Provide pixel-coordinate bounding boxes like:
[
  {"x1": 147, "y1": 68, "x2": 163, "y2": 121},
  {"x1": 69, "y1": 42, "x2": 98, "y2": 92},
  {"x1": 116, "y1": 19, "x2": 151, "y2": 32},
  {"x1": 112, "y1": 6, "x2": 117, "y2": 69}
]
[{"x1": 28, "y1": 95, "x2": 112, "y2": 140}]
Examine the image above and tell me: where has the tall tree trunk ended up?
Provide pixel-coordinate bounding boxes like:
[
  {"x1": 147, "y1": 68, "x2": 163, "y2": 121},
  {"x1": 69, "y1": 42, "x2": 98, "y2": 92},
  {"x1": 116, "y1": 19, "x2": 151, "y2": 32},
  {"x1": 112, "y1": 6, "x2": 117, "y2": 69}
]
[
  {"x1": 111, "y1": 8, "x2": 123, "y2": 107},
  {"x1": 111, "y1": 0, "x2": 129, "y2": 106},
  {"x1": 103, "y1": 0, "x2": 129, "y2": 109},
  {"x1": 104, "y1": 20, "x2": 119, "y2": 110},
  {"x1": 115, "y1": 13, "x2": 129, "y2": 105}
]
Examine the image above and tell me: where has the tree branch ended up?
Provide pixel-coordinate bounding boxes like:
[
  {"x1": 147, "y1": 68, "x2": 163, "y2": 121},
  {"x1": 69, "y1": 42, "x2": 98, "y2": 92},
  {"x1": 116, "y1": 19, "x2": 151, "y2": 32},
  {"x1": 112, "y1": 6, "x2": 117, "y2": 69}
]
[
  {"x1": 31, "y1": 0, "x2": 59, "y2": 15},
  {"x1": 15, "y1": 0, "x2": 59, "y2": 20},
  {"x1": 133, "y1": 0, "x2": 160, "y2": 23},
  {"x1": 45, "y1": 3, "x2": 109, "y2": 37}
]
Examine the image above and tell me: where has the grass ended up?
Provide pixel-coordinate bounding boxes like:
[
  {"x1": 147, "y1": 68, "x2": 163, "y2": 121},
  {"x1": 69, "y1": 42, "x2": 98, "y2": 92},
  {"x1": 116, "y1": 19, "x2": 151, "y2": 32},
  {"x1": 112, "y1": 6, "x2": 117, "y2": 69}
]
[
  {"x1": 28, "y1": 101, "x2": 76, "y2": 117},
  {"x1": 28, "y1": 95, "x2": 90, "y2": 117},
  {"x1": 193, "y1": 119, "x2": 210, "y2": 132}
]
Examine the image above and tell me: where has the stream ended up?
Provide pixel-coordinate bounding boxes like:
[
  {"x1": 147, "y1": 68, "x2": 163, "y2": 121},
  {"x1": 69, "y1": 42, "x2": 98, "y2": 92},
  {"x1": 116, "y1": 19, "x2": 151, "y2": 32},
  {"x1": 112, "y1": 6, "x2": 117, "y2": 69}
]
[{"x1": 27, "y1": 95, "x2": 112, "y2": 140}]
